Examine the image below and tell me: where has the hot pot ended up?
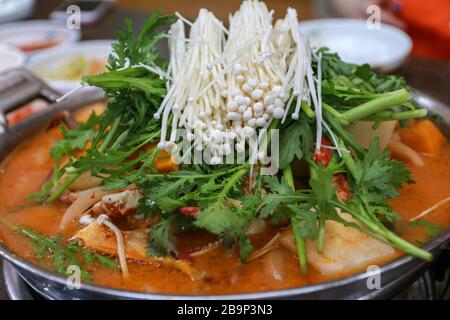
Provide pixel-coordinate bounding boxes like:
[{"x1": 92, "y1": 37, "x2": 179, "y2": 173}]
[{"x1": 0, "y1": 69, "x2": 448, "y2": 299}]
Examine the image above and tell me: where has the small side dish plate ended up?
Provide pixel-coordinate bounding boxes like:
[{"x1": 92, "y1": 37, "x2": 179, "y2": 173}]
[
  {"x1": 0, "y1": 45, "x2": 26, "y2": 73},
  {"x1": 26, "y1": 40, "x2": 113, "y2": 93},
  {"x1": 299, "y1": 19, "x2": 412, "y2": 72},
  {"x1": 0, "y1": 20, "x2": 80, "y2": 55}
]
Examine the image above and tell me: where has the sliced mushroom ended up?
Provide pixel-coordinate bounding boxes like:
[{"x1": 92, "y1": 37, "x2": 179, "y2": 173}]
[
  {"x1": 92, "y1": 189, "x2": 143, "y2": 217},
  {"x1": 59, "y1": 187, "x2": 110, "y2": 229},
  {"x1": 248, "y1": 233, "x2": 280, "y2": 262},
  {"x1": 68, "y1": 171, "x2": 103, "y2": 191},
  {"x1": 262, "y1": 247, "x2": 286, "y2": 281},
  {"x1": 389, "y1": 133, "x2": 424, "y2": 166},
  {"x1": 346, "y1": 120, "x2": 397, "y2": 149},
  {"x1": 182, "y1": 239, "x2": 223, "y2": 259}
]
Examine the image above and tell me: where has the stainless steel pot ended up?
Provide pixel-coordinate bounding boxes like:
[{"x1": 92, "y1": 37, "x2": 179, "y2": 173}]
[{"x1": 0, "y1": 69, "x2": 448, "y2": 300}]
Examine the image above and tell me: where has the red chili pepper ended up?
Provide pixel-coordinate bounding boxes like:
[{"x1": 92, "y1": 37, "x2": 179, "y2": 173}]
[
  {"x1": 178, "y1": 252, "x2": 192, "y2": 260},
  {"x1": 179, "y1": 206, "x2": 200, "y2": 218},
  {"x1": 332, "y1": 174, "x2": 352, "y2": 203},
  {"x1": 313, "y1": 137, "x2": 333, "y2": 166}
]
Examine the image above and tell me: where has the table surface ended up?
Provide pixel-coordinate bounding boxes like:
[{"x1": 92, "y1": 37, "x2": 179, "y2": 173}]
[{"x1": 1, "y1": 1, "x2": 450, "y2": 300}]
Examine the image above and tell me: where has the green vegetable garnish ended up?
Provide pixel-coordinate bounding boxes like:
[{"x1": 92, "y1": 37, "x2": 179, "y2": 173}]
[
  {"x1": 18, "y1": 227, "x2": 118, "y2": 281},
  {"x1": 32, "y1": 6, "x2": 434, "y2": 274}
]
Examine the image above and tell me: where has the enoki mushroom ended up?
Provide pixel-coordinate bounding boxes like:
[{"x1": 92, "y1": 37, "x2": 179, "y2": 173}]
[
  {"x1": 248, "y1": 233, "x2": 280, "y2": 262},
  {"x1": 409, "y1": 196, "x2": 450, "y2": 222},
  {"x1": 96, "y1": 214, "x2": 129, "y2": 277}
]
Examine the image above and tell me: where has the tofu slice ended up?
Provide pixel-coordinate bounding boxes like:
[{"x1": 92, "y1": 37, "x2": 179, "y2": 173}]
[{"x1": 280, "y1": 214, "x2": 396, "y2": 275}]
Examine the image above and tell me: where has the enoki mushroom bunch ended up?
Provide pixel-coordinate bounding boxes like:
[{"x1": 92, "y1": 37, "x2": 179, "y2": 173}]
[{"x1": 156, "y1": 0, "x2": 327, "y2": 161}]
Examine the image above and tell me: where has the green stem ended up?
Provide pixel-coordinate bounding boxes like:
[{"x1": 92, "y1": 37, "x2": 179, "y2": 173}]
[
  {"x1": 219, "y1": 168, "x2": 248, "y2": 199},
  {"x1": 364, "y1": 109, "x2": 428, "y2": 122},
  {"x1": 98, "y1": 116, "x2": 122, "y2": 153},
  {"x1": 338, "y1": 139, "x2": 362, "y2": 181},
  {"x1": 317, "y1": 218, "x2": 325, "y2": 253},
  {"x1": 111, "y1": 129, "x2": 129, "y2": 150},
  {"x1": 343, "y1": 89, "x2": 411, "y2": 123},
  {"x1": 46, "y1": 173, "x2": 81, "y2": 203},
  {"x1": 301, "y1": 101, "x2": 315, "y2": 119},
  {"x1": 308, "y1": 164, "x2": 325, "y2": 253},
  {"x1": 323, "y1": 102, "x2": 349, "y2": 125},
  {"x1": 332, "y1": 201, "x2": 432, "y2": 261},
  {"x1": 283, "y1": 166, "x2": 308, "y2": 275},
  {"x1": 283, "y1": 166, "x2": 295, "y2": 188},
  {"x1": 324, "y1": 113, "x2": 365, "y2": 157},
  {"x1": 382, "y1": 228, "x2": 432, "y2": 261},
  {"x1": 291, "y1": 219, "x2": 308, "y2": 274}
]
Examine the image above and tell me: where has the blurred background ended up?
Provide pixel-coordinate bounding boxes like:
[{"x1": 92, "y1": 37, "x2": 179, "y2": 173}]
[
  {"x1": 1, "y1": 0, "x2": 449, "y2": 58},
  {"x1": 113, "y1": 0, "x2": 450, "y2": 61}
]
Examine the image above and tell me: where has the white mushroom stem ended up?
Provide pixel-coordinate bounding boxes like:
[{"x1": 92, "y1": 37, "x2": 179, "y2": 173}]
[
  {"x1": 96, "y1": 214, "x2": 129, "y2": 277},
  {"x1": 248, "y1": 233, "x2": 280, "y2": 261},
  {"x1": 389, "y1": 138, "x2": 424, "y2": 167},
  {"x1": 175, "y1": 11, "x2": 193, "y2": 26},
  {"x1": 158, "y1": 9, "x2": 228, "y2": 156},
  {"x1": 322, "y1": 119, "x2": 344, "y2": 157},
  {"x1": 59, "y1": 187, "x2": 110, "y2": 229},
  {"x1": 409, "y1": 196, "x2": 450, "y2": 222},
  {"x1": 56, "y1": 84, "x2": 87, "y2": 103},
  {"x1": 188, "y1": 239, "x2": 223, "y2": 258},
  {"x1": 137, "y1": 62, "x2": 172, "y2": 81},
  {"x1": 79, "y1": 214, "x2": 95, "y2": 226},
  {"x1": 168, "y1": 19, "x2": 186, "y2": 78},
  {"x1": 319, "y1": 144, "x2": 351, "y2": 154},
  {"x1": 155, "y1": 1, "x2": 329, "y2": 166}
]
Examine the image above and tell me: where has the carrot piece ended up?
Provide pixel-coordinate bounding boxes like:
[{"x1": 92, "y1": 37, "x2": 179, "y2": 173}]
[
  {"x1": 398, "y1": 120, "x2": 446, "y2": 155},
  {"x1": 179, "y1": 206, "x2": 200, "y2": 218},
  {"x1": 6, "y1": 100, "x2": 48, "y2": 126},
  {"x1": 332, "y1": 174, "x2": 352, "y2": 203},
  {"x1": 153, "y1": 150, "x2": 179, "y2": 173}
]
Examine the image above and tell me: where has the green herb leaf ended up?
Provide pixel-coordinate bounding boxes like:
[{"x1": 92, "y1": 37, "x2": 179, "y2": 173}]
[
  {"x1": 17, "y1": 227, "x2": 119, "y2": 280},
  {"x1": 357, "y1": 138, "x2": 411, "y2": 204},
  {"x1": 279, "y1": 117, "x2": 313, "y2": 170},
  {"x1": 239, "y1": 235, "x2": 254, "y2": 262},
  {"x1": 409, "y1": 220, "x2": 443, "y2": 239},
  {"x1": 259, "y1": 176, "x2": 307, "y2": 219},
  {"x1": 288, "y1": 205, "x2": 319, "y2": 239},
  {"x1": 148, "y1": 217, "x2": 173, "y2": 258}
]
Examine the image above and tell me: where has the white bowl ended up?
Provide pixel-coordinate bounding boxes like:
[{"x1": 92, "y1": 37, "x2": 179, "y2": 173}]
[
  {"x1": 299, "y1": 19, "x2": 412, "y2": 72},
  {"x1": 0, "y1": 45, "x2": 26, "y2": 73},
  {"x1": 0, "y1": 20, "x2": 80, "y2": 55},
  {"x1": 26, "y1": 40, "x2": 114, "y2": 93},
  {"x1": 0, "y1": 0, "x2": 35, "y2": 24}
]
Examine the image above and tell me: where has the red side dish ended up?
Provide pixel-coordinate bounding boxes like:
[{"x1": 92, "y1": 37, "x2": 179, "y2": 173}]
[{"x1": 15, "y1": 40, "x2": 61, "y2": 53}]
